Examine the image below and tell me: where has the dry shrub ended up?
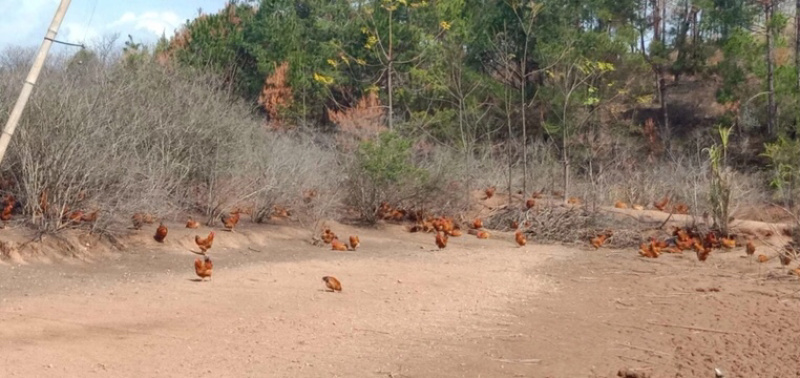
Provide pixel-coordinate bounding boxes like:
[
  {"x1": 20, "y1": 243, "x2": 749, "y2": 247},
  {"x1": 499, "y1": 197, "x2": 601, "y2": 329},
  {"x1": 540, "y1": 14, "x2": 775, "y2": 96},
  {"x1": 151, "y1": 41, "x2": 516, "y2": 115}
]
[{"x1": 328, "y1": 90, "x2": 386, "y2": 150}]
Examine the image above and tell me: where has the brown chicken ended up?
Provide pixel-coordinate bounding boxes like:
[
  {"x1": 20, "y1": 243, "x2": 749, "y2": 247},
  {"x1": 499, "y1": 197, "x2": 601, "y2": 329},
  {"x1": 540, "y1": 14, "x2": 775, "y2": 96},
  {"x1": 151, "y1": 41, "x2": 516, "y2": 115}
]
[
  {"x1": 222, "y1": 210, "x2": 241, "y2": 231},
  {"x1": 757, "y1": 254, "x2": 769, "y2": 263},
  {"x1": 632, "y1": 204, "x2": 644, "y2": 211},
  {"x1": 525, "y1": 198, "x2": 536, "y2": 209},
  {"x1": 745, "y1": 239, "x2": 756, "y2": 256},
  {"x1": 590, "y1": 231, "x2": 613, "y2": 249},
  {"x1": 131, "y1": 212, "x2": 155, "y2": 230},
  {"x1": 65, "y1": 210, "x2": 83, "y2": 225},
  {"x1": 475, "y1": 230, "x2": 490, "y2": 239},
  {"x1": 510, "y1": 220, "x2": 519, "y2": 229},
  {"x1": 435, "y1": 231, "x2": 448, "y2": 249},
  {"x1": 695, "y1": 242, "x2": 711, "y2": 262},
  {"x1": 0, "y1": 203, "x2": 13, "y2": 228},
  {"x1": 567, "y1": 197, "x2": 582, "y2": 205},
  {"x1": 484, "y1": 186, "x2": 496, "y2": 199},
  {"x1": 447, "y1": 229, "x2": 462, "y2": 237},
  {"x1": 186, "y1": 218, "x2": 200, "y2": 229},
  {"x1": 638, "y1": 242, "x2": 660, "y2": 258},
  {"x1": 321, "y1": 228, "x2": 337, "y2": 244},
  {"x1": 614, "y1": 201, "x2": 628, "y2": 209},
  {"x1": 331, "y1": 239, "x2": 348, "y2": 251},
  {"x1": 154, "y1": 222, "x2": 168, "y2": 243},
  {"x1": 195, "y1": 231, "x2": 215, "y2": 253},
  {"x1": 471, "y1": 218, "x2": 483, "y2": 229},
  {"x1": 349, "y1": 235, "x2": 360, "y2": 251},
  {"x1": 515, "y1": 230, "x2": 527, "y2": 247},
  {"x1": 322, "y1": 276, "x2": 342, "y2": 292},
  {"x1": 653, "y1": 196, "x2": 670, "y2": 211},
  {"x1": 779, "y1": 253, "x2": 792, "y2": 266},
  {"x1": 720, "y1": 236, "x2": 736, "y2": 249},
  {"x1": 194, "y1": 256, "x2": 213, "y2": 281},
  {"x1": 673, "y1": 203, "x2": 689, "y2": 214}
]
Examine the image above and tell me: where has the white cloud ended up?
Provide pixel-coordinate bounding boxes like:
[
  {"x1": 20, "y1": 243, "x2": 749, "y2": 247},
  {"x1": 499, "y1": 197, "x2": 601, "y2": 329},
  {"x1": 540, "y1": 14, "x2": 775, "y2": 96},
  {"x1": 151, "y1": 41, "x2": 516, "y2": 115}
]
[
  {"x1": 60, "y1": 22, "x2": 100, "y2": 46},
  {"x1": 110, "y1": 11, "x2": 182, "y2": 37}
]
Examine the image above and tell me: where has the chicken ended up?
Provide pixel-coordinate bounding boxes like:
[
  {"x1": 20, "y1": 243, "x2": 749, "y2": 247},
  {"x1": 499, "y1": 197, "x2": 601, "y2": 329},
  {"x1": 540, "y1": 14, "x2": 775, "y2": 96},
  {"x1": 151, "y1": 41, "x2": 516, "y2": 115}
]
[
  {"x1": 510, "y1": 220, "x2": 519, "y2": 229},
  {"x1": 525, "y1": 198, "x2": 536, "y2": 209},
  {"x1": 39, "y1": 190, "x2": 49, "y2": 214},
  {"x1": 757, "y1": 254, "x2": 769, "y2": 263},
  {"x1": 0, "y1": 203, "x2": 13, "y2": 228},
  {"x1": 515, "y1": 230, "x2": 527, "y2": 247},
  {"x1": 222, "y1": 210, "x2": 242, "y2": 231},
  {"x1": 302, "y1": 189, "x2": 318, "y2": 203},
  {"x1": 447, "y1": 229, "x2": 462, "y2": 237},
  {"x1": 614, "y1": 201, "x2": 628, "y2": 209},
  {"x1": 195, "y1": 231, "x2": 215, "y2": 253},
  {"x1": 435, "y1": 231, "x2": 448, "y2": 249},
  {"x1": 472, "y1": 218, "x2": 483, "y2": 229},
  {"x1": 484, "y1": 186, "x2": 496, "y2": 199},
  {"x1": 186, "y1": 218, "x2": 200, "y2": 229},
  {"x1": 632, "y1": 204, "x2": 644, "y2": 211},
  {"x1": 638, "y1": 242, "x2": 660, "y2": 258},
  {"x1": 673, "y1": 203, "x2": 689, "y2": 214},
  {"x1": 154, "y1": 222, "x2": 168, "y2": 243},
  {"x1": 704, "y1": 232, "x2": 719, "y2": 249},
  {"x1": 779, "y1": 253, "x2": 792, "y2": 266},
  {"x1": 531, "y1": 190, "x2": 544, "y2": 199},
  {"x1": 348, "y1": 235, "x2": 360, "y2": 250},
  {"x1": 653, "y1": 196, "x2": 670, "y2": 211},
  {"x1": 475, "y1": 230, "x2": 490, "y2": 239},
  {"x1": 321, "y1": 228, "x2": 337, "y2": 244},
  {"x1": 194, "y1": 256, "x2": 213, "y2": 281},
  {"x1": 745, "y1": 239, "x2": 756, "y2": 256},
  {"x1": 720, "y1": 236, "x2": 736, "y2": 249},
  {"x1": 567, "y1": 197, "x2": 582, "y2": 205},
  {"x1": 65, "y1": 210, "x2": 83, "y2": 225},
  {"x1": 694, "y1": 242, "x2": 711, "y2": 262},
  {"x1": 322, "y1": 276, "x2": 342, "y2": 292},
  {"x1": 131, "y1": 212, "x2": 154, "y2": 230},
  {"x1": 590, "y1": 231, "x2": 613, "y2": 249},
  {"x1": 331, "y1": 239, "x2": 348, "y2": 251}
]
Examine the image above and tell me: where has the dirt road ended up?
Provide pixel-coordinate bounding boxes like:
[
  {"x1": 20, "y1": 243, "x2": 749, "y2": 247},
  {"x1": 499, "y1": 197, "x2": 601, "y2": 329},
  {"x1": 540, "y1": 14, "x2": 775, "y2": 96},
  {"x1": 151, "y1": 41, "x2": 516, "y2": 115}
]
[{"x1": 1, "y1": 222, "x2": 798, "y2": 377}]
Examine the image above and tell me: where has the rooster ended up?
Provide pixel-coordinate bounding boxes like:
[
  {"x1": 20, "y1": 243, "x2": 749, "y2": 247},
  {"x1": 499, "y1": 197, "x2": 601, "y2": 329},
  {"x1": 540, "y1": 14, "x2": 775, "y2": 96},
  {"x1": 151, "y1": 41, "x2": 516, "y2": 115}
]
[
  {"x1": 186, "y1": 218, "x2": 200, "y2": 229},
  {"x1": 195, "y1": 231, "x2": 215, "y2": 253},
  {"x1": 515, "y1": 230, "x2": 527, "y2": 247},
  {"x1": 435, "y1": 231, "x2": 448, "y2": 249},
  {"x1": 322, "y1": 276, "x2": 342, "y2": 292},
  {"x1": 349, "y1": 235, "x2": 360, "y2": 251},
  {"x1": 154, "y1": 223, "x2": 168, "y2": 243},
  {"x1": 222, "y1": 210, "x2": 242, "y2": 231},
  {"x1": 653, "y1": 196, "x2": 670, "y2": 211},
  {"x1": 331, "y1": 239, "x2": 348, "y2": 251},
  {"x1": 194, "y1": 256, "x2": 213, "y2": 281}
]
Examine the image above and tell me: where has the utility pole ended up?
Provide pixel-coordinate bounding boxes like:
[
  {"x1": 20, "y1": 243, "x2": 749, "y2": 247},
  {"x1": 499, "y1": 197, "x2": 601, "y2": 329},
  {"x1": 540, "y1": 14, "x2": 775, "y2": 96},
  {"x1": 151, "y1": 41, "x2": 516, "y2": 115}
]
[{"x1": 0, "y1": 0, "x2": 72, "y2": 166}]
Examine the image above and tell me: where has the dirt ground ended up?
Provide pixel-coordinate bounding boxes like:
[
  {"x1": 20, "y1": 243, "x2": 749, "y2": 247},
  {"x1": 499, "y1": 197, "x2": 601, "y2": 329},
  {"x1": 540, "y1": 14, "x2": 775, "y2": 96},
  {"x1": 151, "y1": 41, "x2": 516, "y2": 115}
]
[{"x1": 0, "y1": 217, "x2": 799, "y2": 378}]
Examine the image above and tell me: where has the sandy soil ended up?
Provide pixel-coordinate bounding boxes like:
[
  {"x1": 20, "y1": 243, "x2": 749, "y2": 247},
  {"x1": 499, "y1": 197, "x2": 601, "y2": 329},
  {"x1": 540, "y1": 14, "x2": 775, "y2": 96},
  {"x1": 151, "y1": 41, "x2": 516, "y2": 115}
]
[{"x1": 0, "y1": 218, "x2": 798, "y2": 378}]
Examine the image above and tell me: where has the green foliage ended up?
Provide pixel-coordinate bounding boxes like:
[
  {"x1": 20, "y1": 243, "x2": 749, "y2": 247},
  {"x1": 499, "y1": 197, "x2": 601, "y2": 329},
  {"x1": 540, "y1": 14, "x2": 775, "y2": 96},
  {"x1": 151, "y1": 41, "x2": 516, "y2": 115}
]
[
  {"x1": 356, "y1": 132, "x2": 427, "y2": 186},
  {"x1": 705, "y1": 126, "x2": 733, "y2": 234},
  {"x1": 762, "y1": 137, "x2": 800, "y2": 204}
]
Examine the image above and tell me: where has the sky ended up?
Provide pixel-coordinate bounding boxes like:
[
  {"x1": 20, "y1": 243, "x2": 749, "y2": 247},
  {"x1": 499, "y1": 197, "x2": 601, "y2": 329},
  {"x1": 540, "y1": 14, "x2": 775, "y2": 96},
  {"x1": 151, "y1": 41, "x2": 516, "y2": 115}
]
[{"x1": 0, "y1": 0, "x2": 231, "y2": 52}]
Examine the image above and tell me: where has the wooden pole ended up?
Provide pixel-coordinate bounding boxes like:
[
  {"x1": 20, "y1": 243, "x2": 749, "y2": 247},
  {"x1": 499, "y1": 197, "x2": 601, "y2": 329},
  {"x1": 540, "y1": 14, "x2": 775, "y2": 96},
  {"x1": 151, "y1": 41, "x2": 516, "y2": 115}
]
[{"x1": 0, "y1": 0, "x2": 72, "y2": 166}]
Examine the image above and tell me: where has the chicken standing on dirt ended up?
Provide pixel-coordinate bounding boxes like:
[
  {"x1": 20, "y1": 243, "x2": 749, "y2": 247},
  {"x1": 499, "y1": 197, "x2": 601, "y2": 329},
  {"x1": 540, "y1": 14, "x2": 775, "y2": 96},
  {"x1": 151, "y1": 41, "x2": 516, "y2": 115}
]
[
  {"x1": 194, "y1": 256, "x2": 213, "y2": 281},
  {"x1": 515, "y1": 230, "x2": 527, "y2": 247},
  {"x1": 435, "y1": 231, "x2": 448, "y2": 249},
  {"x1": 222, "y1": 210, "x2": 241, "y2": 232},
  {"x1": 322, "y1": 276, "x2": 342, "y2": 292},
  {"x1": 590, "y1": 231, "x2": 613, "y2": 249},
  {"x1": 154, "y1": 223, "x2": 168, "y2": 243},
  {"x1": 349, "y1": 235, "x2": 360, "y2": 251},
  {"x1": 484, "y1": 186, "x2": 496, "y2": 199},
  {"x1": 195, "y1": 231, "x2": 215, "y2": 253},
  {"x1": 653, "y1": 196, "x2": 670, "y2": 211}
]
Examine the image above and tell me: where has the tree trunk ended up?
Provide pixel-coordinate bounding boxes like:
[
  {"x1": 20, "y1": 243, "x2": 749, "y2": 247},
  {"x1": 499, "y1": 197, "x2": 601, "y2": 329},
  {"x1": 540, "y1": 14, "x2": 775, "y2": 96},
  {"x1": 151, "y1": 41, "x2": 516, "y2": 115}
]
[
  {"x1": 766, "y1": 0, "x2": 776, "y2": 135},
  {"x1": 387, "y1": 9, "x2": 394, "y2": 130}
]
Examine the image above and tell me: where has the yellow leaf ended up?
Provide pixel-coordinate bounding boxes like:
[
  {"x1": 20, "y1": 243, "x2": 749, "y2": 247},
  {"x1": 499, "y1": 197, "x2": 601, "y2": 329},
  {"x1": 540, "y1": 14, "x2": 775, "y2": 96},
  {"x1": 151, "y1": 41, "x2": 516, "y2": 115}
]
[
  {"x1": 355, "y1": 58, "x2": 367, "y2": 66},
  {"x1": 439, "y1": 21, "x2": 451, "y2": 30},
  {"x1": 326, "y1": 58, "x2": 338, "y2": 68}
]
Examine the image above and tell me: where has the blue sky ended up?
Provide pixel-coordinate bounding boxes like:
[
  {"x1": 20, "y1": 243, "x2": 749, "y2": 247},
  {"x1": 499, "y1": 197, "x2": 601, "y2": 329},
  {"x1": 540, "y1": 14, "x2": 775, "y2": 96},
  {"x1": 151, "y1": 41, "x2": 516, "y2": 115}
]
[{"x1": 0, "y1": 0, "x2": 231, "y2": 51}]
